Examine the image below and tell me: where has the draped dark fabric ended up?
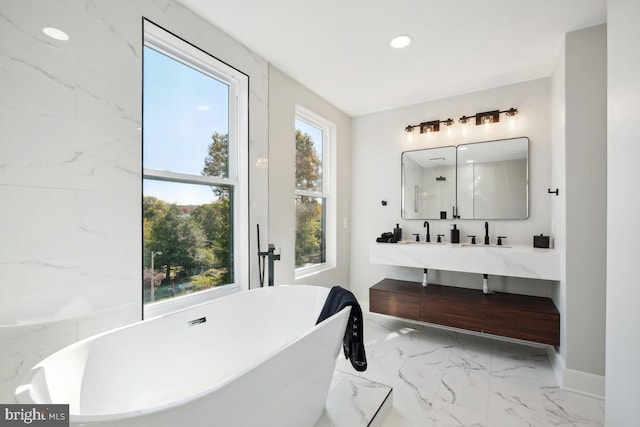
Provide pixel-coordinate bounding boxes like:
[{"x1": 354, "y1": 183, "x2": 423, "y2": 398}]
[{"x1": 316, "y1": 286, "x2": 367, "y2": 372}]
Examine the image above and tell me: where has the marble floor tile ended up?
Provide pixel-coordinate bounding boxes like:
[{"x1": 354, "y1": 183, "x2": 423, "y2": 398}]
[
  {"x1": 541, "y1": 387, "x2": 604, "y2": 427},
  {"x1": 326, "y1": 311, "x2": 605, "y2": 427},
  {"x1": 316, "y1": 370, "x2": 392, "y2": 427}
]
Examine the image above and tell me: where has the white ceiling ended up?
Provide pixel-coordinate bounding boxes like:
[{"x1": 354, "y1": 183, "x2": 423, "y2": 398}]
[{"x1": 177, "y1": 0, "x2": 606, "y2": 117}]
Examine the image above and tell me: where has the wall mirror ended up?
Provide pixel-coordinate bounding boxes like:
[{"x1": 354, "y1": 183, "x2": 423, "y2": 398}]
[
  {"x1": 456, "y1": 137, "x2": 528, "y2": 219},
  {"x1": 401, "y1": 146, "x2": 457, "y2": 219},
  {"x1": 401, "y1": 137, "x2": 529, "y2": 220}
]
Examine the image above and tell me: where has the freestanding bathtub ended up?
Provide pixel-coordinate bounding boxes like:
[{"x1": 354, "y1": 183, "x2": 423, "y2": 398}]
[{"x1": 15, "y1": 285, "x2": 351, "y2": 427}]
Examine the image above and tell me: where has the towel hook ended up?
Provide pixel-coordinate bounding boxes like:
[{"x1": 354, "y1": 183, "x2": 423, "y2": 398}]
[{"x1": 548, "y1": 188, "x2": 559, "y2": 196}]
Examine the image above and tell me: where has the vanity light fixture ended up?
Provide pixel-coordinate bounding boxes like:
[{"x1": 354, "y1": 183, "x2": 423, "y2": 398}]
[
  {"x1": 404, "y1": 108, "x2": 517, "y2": 132},
  {"x1": 405, "y1": 118, "x2": 454, "y2": 134},
  {"x1": 459, "y1": 108, "x2": 518, "y2": 125}
]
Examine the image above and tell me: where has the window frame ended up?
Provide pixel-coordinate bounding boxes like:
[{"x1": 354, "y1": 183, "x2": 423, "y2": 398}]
[
  {"x1": 142, "y1": 20, "x2": 249, "y2": 319},
  {"x1": 294, "y1": 105, "x2": 337, "y2": 278}
]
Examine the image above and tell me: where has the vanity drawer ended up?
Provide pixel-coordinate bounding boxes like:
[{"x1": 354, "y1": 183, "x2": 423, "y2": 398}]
[
  {"x1": 482, "y1": 307, "x2": 560, "y2": 346},
  {"x1": 420, "y1": 299, "x2": 483, "y2": 333},
  {"x1": 370, "y1": 285, "x2": 421, "y2": 320}
]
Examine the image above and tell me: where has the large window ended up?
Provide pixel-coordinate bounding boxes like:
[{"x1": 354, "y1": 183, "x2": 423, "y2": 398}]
[
  {"x1": 294, "y1": 107, "x2": 336, "y2": 276},
  {"x1": 143, "y1": 20, "x2": 248, "y2": 317}
]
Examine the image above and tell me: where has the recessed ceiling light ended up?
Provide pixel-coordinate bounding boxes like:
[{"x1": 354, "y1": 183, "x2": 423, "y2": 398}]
[
  {"x1": 43, "y1": 27, "x2": 69, "y2": 41},
  {"x1": 390, "y1": 35, "x2": 412, "y2": 49}
]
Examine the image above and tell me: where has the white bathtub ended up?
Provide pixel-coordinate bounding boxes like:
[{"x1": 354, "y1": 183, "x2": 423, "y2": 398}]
[{"x1": 15, "y1": 285, "x2": 350, "y2": 427}]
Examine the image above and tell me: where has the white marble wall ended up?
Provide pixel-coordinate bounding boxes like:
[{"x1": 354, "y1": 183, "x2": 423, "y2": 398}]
[{"x1": 0, "y1": 0, "x2": 268, "y2": 401}]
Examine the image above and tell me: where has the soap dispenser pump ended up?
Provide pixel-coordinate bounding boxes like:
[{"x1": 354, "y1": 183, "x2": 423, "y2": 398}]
[
  {"x1": 393, "y1": 223, "x2": 402, "y2": 242},
  {"x1": 450, "y1": 224, "x2": 460, "y2": 244}
]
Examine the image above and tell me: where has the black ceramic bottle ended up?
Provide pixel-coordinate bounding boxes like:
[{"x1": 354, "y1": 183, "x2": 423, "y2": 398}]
[
  {"x1": 393, "y1": 223, "x2": 402, "y2": 242},
  {"x1": 451, "y1": 224, "x2": 460, "y2": 244}
]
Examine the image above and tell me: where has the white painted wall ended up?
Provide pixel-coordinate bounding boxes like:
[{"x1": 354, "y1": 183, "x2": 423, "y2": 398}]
[
  {"x1": 548, "y1": 24, "x2": 607, "y2": 398},
  {"x1": 563, "y1": 25, "x2": 607, "y2": 390},
  {"x1": 0, "y1": 0, "x2": 268, "y2": 401},
  {"x1": 350, "y1": 78, "x2": 555, "y2": 302},
  {"x1": 606, "y1": 0, "x2": 640, "y2": 422},
  {"x1": 268, "y1": 66, "x2": 352, "y2": 288},
  {"x1": 550, "y1": 33, "x2": 568, "y2": 374}
]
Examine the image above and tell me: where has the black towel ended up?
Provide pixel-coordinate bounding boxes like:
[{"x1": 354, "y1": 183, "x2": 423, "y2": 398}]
[{"x1": 316, "y1": 286, "x2": 367, "y2": 372}]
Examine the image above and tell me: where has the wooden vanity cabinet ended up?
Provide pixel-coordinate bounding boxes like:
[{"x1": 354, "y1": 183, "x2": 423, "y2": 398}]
[{"x1": 370, "y1": 278, "x2": 560, "y2": 346}]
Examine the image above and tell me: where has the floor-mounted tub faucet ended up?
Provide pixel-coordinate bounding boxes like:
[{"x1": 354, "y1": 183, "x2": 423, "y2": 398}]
[
  {"x1": 424, "y1": 221, "x2": 430, "y2": 242},
  {"x1": 257, "y1": 224, "x2": 281, "y2": 287},
  {"x1": 484, "y1": 221, "x2": 490, "y2": 245},
  {"x1": 266, "y1": 244, "x2": 281, "y2": 286}
]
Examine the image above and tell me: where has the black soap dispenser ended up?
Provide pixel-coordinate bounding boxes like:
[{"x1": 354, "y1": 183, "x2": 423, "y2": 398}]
[
  {"x1": 393, "y1": 223, "x2": 402, "y2": 242},
  {"x1": 450, "y1": 224, "x2": 460, "y2": 244}
]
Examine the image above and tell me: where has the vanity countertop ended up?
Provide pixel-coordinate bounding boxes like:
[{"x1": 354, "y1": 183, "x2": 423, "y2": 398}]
[{"x1": 370, "y1": 242, "x2": 560, "y2": 280}]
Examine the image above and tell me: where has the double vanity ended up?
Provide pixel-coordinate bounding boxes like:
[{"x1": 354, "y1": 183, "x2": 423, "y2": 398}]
[
  {"x1": 369, "y1": 242, "x2": 560, "y2": 346},
  {"x1": 369, "y1": 136, "x2": 560, "y2": 346}
]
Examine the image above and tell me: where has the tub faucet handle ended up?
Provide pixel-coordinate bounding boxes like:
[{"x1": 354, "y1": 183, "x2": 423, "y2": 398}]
[
  {"x1": 497, "y1": 236, "x2": 507, "y2": 246},
  {"x1": 436, "y1": 234, "x2": 444, "y2": 243},
  {"x1": 412, "y1": 233, "x2": 420, "y2": 242},
  {"x1": 467, "y1": 235, "x2": 476, "y2": 244}
]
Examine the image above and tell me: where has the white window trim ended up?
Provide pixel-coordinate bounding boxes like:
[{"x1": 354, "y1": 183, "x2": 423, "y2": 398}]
[
  {"x1": 294, "y1": 105, "x2": 337, "y2": 279},
  {"x1": 142, "y1": 20, "x2": 249, "y2": 318}
]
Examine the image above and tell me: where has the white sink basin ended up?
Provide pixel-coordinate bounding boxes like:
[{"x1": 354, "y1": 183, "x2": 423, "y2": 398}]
[
  {"x1": 460, "y1": 243, "x2": 511, "y2": 248},
  {"x1": 370, "y1": 242, "x2": 560, "y2": 280},
  {"x1": 398, "y1": 241, "x2": 446, "y2": 245}
]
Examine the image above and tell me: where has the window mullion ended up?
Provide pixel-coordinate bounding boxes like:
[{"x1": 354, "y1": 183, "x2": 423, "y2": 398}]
[
  {"x1": 295, "y1": 189, "x2": 325, "y2": 198},
  {"x1": 143, "y1": 168, "x2": 238, "y2": 188}
]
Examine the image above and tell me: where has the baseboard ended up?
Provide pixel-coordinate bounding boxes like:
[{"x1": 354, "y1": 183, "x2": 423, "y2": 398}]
[
  {"x1": 563, "y1": 368, "x2": 605, "y2": 400},
  {"x1": 546, "y1": 346, "x2": 565, "y2": 389},
  {"x1": 546, "y1": 347, "x2": 605, "y2": 399}
]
